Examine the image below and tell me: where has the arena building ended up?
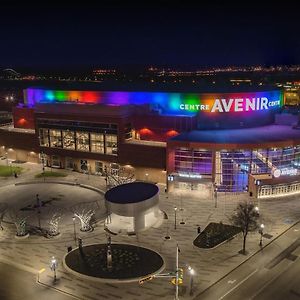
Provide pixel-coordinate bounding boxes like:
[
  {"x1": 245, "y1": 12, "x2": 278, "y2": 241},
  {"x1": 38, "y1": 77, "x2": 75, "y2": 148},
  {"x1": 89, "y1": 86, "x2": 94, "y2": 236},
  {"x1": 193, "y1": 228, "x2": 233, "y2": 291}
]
[{"x1": 1, "y1": 86, "x2": 300, "y2": 199}]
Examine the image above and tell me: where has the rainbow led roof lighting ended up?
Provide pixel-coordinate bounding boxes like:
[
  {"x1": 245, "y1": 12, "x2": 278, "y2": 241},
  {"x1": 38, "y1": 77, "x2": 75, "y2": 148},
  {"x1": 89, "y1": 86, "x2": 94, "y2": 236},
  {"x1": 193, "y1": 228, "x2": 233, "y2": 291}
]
[{"x1": 24, "y1": 88, "x2": 283, "y2": 116}]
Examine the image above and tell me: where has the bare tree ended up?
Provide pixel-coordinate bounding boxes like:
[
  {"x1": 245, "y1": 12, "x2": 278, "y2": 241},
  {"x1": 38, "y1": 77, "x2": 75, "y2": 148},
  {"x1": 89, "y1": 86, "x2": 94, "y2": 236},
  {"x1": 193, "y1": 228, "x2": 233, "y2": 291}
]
[
  {"x1": 6, "y1": 208, "x2": 30, "y2": 237},
  {"x1": 230, "y1": 201, "x2": 260, "y2": 255},
  {"x1": 0, "y1": 203, "x2": 8, "y2": 230},
  {"x1": 105, "y1": 166, "x2": 135, "y2": 189},
  {"x1": 71, "y1": 202, "x2": 97, "y2": 232},
  {"x1": 46, "y1": 207, "x2": 64, "y2": 236}
]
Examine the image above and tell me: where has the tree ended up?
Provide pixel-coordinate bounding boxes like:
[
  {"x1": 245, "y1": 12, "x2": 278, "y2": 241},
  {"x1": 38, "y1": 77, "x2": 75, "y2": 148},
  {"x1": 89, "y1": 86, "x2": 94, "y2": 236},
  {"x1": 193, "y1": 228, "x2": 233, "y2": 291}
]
[
  {"x1": 105, "y1": 166, "x2": 135, "y2": 189},
  {"x1": 71, "y1": 202, "x2": 97, "y2": 232},
  {"x1": 46, "y1": 206, "x2": 64, "y2": 237},
  {"x1": 0, "y1": 203, "x2": 8, "y2": 230},
  {"x1": 230, "y1": 201, "x2": 260, "y2": 255},
  {"x1": 6, "y1": 208, "x2": 30, "y2": 237}
]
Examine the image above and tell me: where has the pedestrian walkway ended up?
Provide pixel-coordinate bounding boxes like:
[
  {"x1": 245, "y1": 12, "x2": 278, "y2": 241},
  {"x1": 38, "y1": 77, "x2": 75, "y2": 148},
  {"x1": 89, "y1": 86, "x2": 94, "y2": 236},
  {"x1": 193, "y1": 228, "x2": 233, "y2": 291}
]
[{"x1": 0, "y1": 160, "x2": 299, "y2": 299}]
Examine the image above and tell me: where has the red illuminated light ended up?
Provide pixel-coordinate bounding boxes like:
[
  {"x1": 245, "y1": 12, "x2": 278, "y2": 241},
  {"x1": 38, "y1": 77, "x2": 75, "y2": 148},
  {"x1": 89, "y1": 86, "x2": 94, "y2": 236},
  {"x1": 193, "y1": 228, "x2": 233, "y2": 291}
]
[
  {"x1": 140, "y1": 128, "x2": 153, "y2": 135},
  {"x1": 18, "y1": 118, "x2": 27, "y2": 125},
  {"x1": 166, "y1": 130, "x2": 179, "y2": 137}
]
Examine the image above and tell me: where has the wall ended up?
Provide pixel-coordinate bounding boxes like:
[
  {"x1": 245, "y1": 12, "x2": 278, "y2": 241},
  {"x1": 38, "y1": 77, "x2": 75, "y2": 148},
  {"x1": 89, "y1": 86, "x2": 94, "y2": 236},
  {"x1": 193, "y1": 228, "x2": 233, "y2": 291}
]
[{"x1": 13, "y1": 107, "x2": 35, "y2": 129}]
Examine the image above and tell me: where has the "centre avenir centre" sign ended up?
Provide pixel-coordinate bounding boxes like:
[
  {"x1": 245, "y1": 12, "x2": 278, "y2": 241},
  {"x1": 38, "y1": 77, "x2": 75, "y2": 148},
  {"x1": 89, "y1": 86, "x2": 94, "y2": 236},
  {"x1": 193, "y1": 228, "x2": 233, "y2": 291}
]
[{"x1": 179, "y1": 97, "x2": 281, "y2": 113}]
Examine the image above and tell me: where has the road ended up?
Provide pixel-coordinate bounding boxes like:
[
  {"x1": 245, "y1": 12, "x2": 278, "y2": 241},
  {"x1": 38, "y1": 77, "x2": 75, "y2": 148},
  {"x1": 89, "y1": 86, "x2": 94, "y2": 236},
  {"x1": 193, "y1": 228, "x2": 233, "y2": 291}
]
[
  {"x1": 195, "y1": 222, "x2": 300, "y2": 300},
  {"x1": 0, "y1": 262, "x2": 73, "y2": 300},
  {"x1": 253, "y1": 254, "x2": 300, "y2": 300}
]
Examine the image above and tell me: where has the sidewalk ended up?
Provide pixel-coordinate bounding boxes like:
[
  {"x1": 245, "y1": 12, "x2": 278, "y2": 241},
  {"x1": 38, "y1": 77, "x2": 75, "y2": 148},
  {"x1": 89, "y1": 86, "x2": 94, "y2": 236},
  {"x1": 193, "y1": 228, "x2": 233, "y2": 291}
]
[{"x1": 0, "y1": 160, "x2": 300, "y2": 299}]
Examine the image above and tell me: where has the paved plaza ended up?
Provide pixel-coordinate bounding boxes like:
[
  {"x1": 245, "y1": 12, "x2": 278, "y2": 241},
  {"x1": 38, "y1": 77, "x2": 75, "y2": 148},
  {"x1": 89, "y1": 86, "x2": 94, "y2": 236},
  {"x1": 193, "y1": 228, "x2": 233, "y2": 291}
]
[{"x1": 0, "y1": 161, "x2": 300, "y2": 299}]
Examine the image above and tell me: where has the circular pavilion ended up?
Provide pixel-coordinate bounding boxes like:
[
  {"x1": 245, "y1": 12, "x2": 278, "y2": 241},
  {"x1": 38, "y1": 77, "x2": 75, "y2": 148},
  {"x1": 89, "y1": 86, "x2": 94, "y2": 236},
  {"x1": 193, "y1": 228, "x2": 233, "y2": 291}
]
[{"x1": 105, "y1": 182, "x2": 161, "y2": 234}]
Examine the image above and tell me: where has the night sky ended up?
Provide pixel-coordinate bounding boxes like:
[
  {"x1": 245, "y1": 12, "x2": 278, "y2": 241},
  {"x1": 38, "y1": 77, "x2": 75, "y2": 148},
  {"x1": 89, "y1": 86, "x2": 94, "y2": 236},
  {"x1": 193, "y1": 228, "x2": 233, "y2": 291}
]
[{"x1": 0, "y1": 1, "x2": 299, "y2": 70}]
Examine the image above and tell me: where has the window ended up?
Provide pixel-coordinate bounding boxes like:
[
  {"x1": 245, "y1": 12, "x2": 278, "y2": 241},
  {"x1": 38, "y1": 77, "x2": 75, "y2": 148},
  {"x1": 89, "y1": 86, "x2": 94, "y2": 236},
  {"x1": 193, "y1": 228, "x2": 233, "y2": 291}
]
[
  {"x1": 124, "y1": 123, "x2": 132, "y2": 140},
  {"x1": 80, "y1": 160, "x2": 88, "y2": 172},
  {"x1": 51, "y1": 155, "x2": 61, "y2": 167},
  {"x1": 39, "y1": 128, "x2": 49, "y2": 147},
  {"x1": 62, "y1": 130, "x2": 75, "y2": 150},
  {"x1": 95, "y1": 161, "x2": 103, "y2": 175},
  {"x1": 105, "y1": 134, "x2": 118, "y2": 155},
  {"x1": 90, "y1": 133, "x2": 104, "y2": 153},
  {"x1": 49, "y1": 129, "x2": 62, "y2": 148},
  {"x1": 76, "y1": 132, "x2": 90, "y2": 152},
  {"x1": 65, "y1": 157, "x2": 73, "y2": 169},
  {"x1": 110, "y1": 163, "x2": 119, "y2": 175}
]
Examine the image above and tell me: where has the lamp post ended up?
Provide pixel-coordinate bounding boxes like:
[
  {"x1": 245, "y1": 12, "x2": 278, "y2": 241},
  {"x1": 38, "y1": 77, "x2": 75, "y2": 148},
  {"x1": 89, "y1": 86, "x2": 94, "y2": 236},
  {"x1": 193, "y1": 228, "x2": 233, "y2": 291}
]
[
  {"x1": 41, "y1": 151, "x2": 45, "y2": 181},
  {"x1": 174, "y1": 206, "x2": 177, "y2": 230},
  {"x1": 9, "y1": 161, "x2": 12, "y2": 175},
  {"x1": 72, "y1": 216, "x2": 77, "y2": 246},
  {"x1": 50, "y1": 256, "x2": 58, "y2": 283},
  {"x1": 259, "y1": 223, "x2": 264, "y2": 247},
  {"x1": 214, "y1": 185, "x2": 218, "y2": 208},
  {"x1": 5, "y1": 152, "x2": 8, "y2": 166},
  {"x1": 188, "y1": 266, "x2": 195, "y2": 296},
  {"x1": 87, "y1": 163, "x2": 90, "y2": 180},
  {"x1": 36, "y1": 194, "x2": 41, "y2": 229}
]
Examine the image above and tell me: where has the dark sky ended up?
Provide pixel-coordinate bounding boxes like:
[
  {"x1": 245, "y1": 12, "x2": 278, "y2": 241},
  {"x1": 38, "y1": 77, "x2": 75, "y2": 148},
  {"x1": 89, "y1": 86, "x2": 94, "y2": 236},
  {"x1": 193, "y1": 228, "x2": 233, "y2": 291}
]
[{"x1": 0, "y1": 1, "x2": 299, "y2": 70}]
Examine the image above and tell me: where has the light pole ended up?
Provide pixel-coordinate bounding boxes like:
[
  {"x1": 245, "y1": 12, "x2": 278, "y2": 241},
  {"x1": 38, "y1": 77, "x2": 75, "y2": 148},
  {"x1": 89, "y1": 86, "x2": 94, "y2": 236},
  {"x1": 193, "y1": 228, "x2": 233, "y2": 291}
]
[
  {"x1": 188, "y1": 266, "x2": 195, "y2": 296},
  {"x1": 5, "y1": 152, "x2": 8, "y2": 166},
  {"x1": 175, "y1": 243, "x2": 179, "y2": 300},
  {"x1": 9, "y1": 161, "x2": 12, "y2": 175},
  {"x1": 72, "y1": 216, "x2": 77, "y2": 246},
  {"x1": 259, "y1": 223, "x2": 264, "y2": 247},
  {"x1": 41, "y1": 151, "x2": 45, "y2": 181},
  {"x1": 214, "y1": 186, "x2": 218, "y2": 208},
  {"x1": 50, "y1": 256, "x2": 58, "y2": 283},
  {"x1": 174, "y1": 206, "x2": 177, "y2": 230},
  {"x1": 36, "y1": 194, "x2": 41, "y2": 229}
]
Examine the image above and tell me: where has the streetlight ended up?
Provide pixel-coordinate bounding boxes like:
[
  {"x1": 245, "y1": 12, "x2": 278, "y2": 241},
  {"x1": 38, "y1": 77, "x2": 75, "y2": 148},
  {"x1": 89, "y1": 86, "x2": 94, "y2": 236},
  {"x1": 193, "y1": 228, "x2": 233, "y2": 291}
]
[
  {"x1": 174, "y1": 206, "x2": 178, "y2": 230},
  {"x1": 5, "y1": 152, "x2": 8, "y2": 166},
  {"x1": 36, "y1": 194, "x2": 41, "y2": 229},
  {"x1": 72, "y1": 216, "x2": 77, "y2": 246},
  {"x1": 259, "y1": 223, "x2": 265, "y2": 247},
  {"x1": 9, "y1": 161, "x2": 12, "y2": 175},
  {"x1": 188, "y1": 266, "x2": 195, "y2": 296},
  {"x1": 49, "y1": 256, "x2": 58, "y2": 283}
]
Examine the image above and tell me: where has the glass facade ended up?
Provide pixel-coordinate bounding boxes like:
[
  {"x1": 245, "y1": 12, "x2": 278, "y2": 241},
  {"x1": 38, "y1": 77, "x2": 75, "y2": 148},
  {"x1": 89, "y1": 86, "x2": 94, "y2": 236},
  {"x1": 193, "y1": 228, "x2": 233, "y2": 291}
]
[
  {"x1": 76, "y1": 132, "x2": 90, "y2": 152},
  {"x1": 62, "y1": 130, "x2": 75, "y2": 150},
  {"x1": 90, "y1": 133, "x2": 104, "y2": 153},
  {"x1": 39, "y1": 127, "x2": 118, "y2": 155},
  {"x1": 174, "y1": 148, "x2": 213, "y2": 175},
  {"x1": 106, "y1": 134, "x2": 118, "y2": 155},
  {"x1": 39, "y1": 128, "x2": 50, "y2": 147},
  {"x1": 174, "y1": 146, "x2": 300, "y2": 192},
  {"x1": 49, "y1": 129, "x2": 62, "y2": 148}
]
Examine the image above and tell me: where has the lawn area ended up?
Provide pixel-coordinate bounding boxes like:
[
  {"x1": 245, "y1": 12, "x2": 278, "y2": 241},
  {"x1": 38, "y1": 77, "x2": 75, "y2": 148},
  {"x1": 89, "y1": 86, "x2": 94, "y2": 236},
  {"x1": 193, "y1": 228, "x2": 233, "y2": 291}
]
[
  {"x1": 0, "y1": 165, "x2": 22, "y2": 177},
  {"x1": 35, "y1": 171, "x2": 67, "y2": 178},
  {"x1": 193, "y1": 222, "x2": 241, "y2": 249}
]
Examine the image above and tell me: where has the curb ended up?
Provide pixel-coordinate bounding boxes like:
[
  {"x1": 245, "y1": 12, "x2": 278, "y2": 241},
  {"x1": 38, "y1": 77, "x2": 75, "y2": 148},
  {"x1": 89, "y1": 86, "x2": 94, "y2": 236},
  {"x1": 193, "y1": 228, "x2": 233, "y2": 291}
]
[
  {"x1": 14, "y1": 180, "x2": 105, "y2": 195},
  {"x1": 0, "y1": 257, "x2": 37, "y2": 274},
  {"x1": 62, "y1": 242, "x2": 166, "y2": 284},
  {"x1": 193, "y1": 219, "x2": 300, "y2": 299}
]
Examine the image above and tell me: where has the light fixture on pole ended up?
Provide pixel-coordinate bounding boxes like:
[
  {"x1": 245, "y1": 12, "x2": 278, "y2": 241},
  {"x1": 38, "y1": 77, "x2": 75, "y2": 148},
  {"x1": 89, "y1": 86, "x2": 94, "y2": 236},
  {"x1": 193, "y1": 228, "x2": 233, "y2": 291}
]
[
  {"x1": 259, "y1": 223, "x2": 264, "y2": 247},
  {"x1": 50, "y1": 256, "x2": 58, "y2": 283},
  {"x1": 174, "y1": 206, "x2": 178, "y2": 230},
  {"x1": 72, "y1": 216, "x2": 77, "y2": 246},
  {"x1": 188, "y1": 266, "x2": 195, "y2": 296}
]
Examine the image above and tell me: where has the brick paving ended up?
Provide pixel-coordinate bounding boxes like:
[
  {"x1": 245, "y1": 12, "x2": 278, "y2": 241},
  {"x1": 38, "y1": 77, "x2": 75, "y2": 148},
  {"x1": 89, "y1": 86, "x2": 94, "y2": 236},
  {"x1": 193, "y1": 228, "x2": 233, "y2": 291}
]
[{"x1": 0, "y1": 161, "x2": 300, "y2": 299}]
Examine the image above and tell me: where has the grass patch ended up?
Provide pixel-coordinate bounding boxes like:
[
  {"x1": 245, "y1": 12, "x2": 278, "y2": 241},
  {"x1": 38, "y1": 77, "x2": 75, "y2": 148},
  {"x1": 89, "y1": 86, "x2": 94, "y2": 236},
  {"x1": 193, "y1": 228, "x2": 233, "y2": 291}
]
[
  {"x1": 35, "y1": 171, "x2": 67, "y2": 178},
  {"x1": 193, "y1": 222, "x2": 241, "y2": 249},
  {"x1": 0, "y1": 165, "x2": 22, "y2": 177}
]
